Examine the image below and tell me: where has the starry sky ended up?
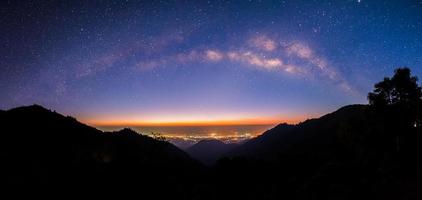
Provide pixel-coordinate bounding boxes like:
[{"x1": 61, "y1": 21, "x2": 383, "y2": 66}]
[{"x1": 1, "y1": 0, "x2": 422, "y2": 126}]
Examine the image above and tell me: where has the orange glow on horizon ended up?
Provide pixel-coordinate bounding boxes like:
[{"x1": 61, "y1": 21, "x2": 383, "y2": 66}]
[{"x1": 83, "y1": 116, "x2": 308, "y2": 127}]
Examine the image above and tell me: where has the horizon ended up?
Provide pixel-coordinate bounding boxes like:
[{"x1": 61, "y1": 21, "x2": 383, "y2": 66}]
[
  {"x1": 0, "y1": 102, "x2": 321, "y2": 127},
  {"x1": 82, "y1": 115, "x2": 300, "y2": 127},
  {"x1": 0, "y1": 103, "x2": 360, "y2": 147}
]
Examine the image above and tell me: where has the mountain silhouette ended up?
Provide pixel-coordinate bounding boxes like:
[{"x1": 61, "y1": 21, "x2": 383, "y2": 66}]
[
  {"x1": 214, "y1": 103, "x2": 422, "y2": 199},
  {"x1": 0, "y1": 105, "x2": 201, "y2": 193},
  {"x1": 2, "y1": 68, "x2": 421, "y2": 199},
  {"x1": 2, "y1": 103, "x2": 422, "y2": 199},
  {"x1": 186, "y1": 139, "x2": 237, "y2": 165},
  {"x1": 227, "y1": 104, "x2": 367, "y2": 160}
]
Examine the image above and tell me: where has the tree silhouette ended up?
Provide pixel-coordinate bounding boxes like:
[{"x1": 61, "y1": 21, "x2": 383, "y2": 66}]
[
  {"x1": 368, "y1": 67, "x2": 422, "y2": 152},
  {"x1": 368, "y1": 68, "x2": 422, "y2": 107},
  {"x1": 368, "y1": 77, "x2": 394, "y2": 106}
]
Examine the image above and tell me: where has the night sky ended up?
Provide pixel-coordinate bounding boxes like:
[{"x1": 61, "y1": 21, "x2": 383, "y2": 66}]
[{"x1": 1, "y1": 0, "x2": 422, "y2": 126}]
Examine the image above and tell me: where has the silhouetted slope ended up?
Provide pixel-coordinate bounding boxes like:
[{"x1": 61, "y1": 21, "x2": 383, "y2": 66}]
[
  {"x1": 186, "y1": 139, "x2": 237, "y2": 165},
  {"x1": 215, "y1": 104, "x2": 422, "y2": 199},
  {"x1": 3, "y1": 104, "x2": 422, "y2": 199},
  {"x1": 103, "y1": 128, "x2": 198, "y2": 168},
  {"x1": 0, "y1": 105, "x2": 201, "y2": 190},
  {"x1": 228, "y1": 105, "x2": 368, "y2": 160}
]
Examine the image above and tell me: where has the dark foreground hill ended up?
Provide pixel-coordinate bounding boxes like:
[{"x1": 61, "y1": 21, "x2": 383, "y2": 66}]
[
  {"x1": 215, "y1": 104, "x2": 422, "y2": 199},
  {"x1": 186, "y1": 139, "x2": 237, "y2": 165},
  {"x1": 228, "y1": 104, "x2": 368, "y2": 159},
  {"x1": 0, "y1": 105, "x2": 202, "y2": 194},
  {"x1": 1, "y1": 104, "x2": 422, "y2": 199}
]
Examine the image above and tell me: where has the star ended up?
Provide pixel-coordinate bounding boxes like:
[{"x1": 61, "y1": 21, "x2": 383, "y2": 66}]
[{"x1": 1, "y1": 0, "x2": 421, "y2": 136}]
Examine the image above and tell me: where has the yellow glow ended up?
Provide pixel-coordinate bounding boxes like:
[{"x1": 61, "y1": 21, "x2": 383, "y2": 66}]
[
  {"x1": 79, "y1": 110, "x2": 319, "y2": 127},
  {"x1": 160, "y1": 133, "x2": 257, "y2": 141},
  {"x1": 83, "y1": 117, "x2": 304, "y2": 127}
]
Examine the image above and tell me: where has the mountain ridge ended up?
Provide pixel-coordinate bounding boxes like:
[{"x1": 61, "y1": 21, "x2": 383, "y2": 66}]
[
  {"x1": 186, "y1": 139, "x2": 237, "y2": 165},
  {"x1": 0, "y1": 104, "x2": 202, "y2": 190},
  {"x1": 2, "y1": 103, "x2": 422, "y2": 199},
  {"x1": 226, "y1": 104, "x2": 368, "y2": 160}
]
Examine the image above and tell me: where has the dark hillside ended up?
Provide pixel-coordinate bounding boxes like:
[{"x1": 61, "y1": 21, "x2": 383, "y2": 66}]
[{"x1": 0, "y1": 105, "x2": 202, "y2": 194}]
